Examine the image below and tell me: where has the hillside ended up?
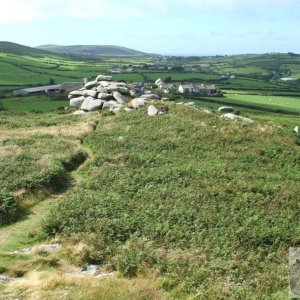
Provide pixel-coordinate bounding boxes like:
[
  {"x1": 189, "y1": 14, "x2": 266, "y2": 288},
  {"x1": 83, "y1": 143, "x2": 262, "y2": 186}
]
[
  {"x1": 36, "y1": 44, "x2": 147, "y2": 56},
  {"x1": 0, "y1": 102, "x2": 299, "y2": 299},
  {"x1": 0, "y1": 41, "x2": 52, "y2": 56}
]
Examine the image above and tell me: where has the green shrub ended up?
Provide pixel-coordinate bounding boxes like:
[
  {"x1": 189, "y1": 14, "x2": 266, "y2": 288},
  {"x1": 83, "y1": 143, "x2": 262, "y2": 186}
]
[{"x1": 0, "y1": 189, "x2": 18, "y2": 225}]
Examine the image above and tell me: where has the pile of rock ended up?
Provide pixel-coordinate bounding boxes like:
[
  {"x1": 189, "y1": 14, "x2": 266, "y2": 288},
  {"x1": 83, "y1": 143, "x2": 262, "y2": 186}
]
[{"x1": 69, "y1": 75, "x2": 163, "y2": 115}]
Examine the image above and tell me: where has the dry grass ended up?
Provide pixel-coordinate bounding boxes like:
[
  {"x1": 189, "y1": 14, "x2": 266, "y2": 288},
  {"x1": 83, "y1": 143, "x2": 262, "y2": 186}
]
[{"x1": 2, "y1": 270, "x2": 170, "y2": 300}]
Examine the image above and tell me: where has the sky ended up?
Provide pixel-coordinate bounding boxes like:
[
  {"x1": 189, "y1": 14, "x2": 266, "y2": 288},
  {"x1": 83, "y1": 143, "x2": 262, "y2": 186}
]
[{"x1": 0, "y1": 0, "x2": 299, "y2": 55}]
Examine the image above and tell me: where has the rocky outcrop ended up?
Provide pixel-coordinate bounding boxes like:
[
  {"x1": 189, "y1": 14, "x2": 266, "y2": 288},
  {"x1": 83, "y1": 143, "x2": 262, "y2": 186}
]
[{"x1": 69, "y1": 75, "x2": 164, "y2": 115}]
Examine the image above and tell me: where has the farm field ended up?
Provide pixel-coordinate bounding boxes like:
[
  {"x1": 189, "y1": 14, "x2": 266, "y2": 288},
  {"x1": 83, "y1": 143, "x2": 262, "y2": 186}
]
[
  {"x1": 0, "y1": 96, "x2": 69, "y2": 112},
  {"x1": 187, "y1": 94, "x2": 300, "y2": 114}
]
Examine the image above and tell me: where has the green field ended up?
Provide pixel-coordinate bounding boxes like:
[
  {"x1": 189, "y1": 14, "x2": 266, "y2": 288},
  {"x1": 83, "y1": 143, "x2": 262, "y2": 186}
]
[{"x1": 0, "y1": 96, "x2": 69, "y2": 112}]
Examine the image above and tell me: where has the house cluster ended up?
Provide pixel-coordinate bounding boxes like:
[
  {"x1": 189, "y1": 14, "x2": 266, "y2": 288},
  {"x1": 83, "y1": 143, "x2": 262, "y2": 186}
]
[
  {"x1": 220, "y1": 74, "x2": 236, "y2": 79},
  {"x1": 155, "y1": 78, "x2": 170, "y2": 94},
  {"x1": 177, "y1": 83, "x2": 216, "y2": 95}
]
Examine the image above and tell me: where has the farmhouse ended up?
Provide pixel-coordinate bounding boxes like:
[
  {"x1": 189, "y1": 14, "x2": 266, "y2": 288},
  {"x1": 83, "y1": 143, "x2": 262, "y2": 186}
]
[
  {"x1": 178, "y1": 83, "x2": 216, "y2": 95},
  {"x1": 13, "y1": 82, "x2": 83, "y2": 97}
]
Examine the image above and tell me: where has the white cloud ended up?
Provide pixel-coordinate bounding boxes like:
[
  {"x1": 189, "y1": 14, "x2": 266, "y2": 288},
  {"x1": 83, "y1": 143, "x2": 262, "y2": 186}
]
[
  {"x1": 0, "y1": 0, "x2": 42, "y2": 23},
  {"x1": 0, "y1": 0, "x2": 297, "y2": 23}
]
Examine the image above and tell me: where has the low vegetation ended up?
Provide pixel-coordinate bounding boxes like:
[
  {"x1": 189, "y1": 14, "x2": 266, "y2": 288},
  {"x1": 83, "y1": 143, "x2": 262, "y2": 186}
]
[
  {"x1": 0, "y1": 111, "x2": 98, "y2": 225},
  {"x1": 41, "y1": 105, "x2": 300, "y2": 298}
]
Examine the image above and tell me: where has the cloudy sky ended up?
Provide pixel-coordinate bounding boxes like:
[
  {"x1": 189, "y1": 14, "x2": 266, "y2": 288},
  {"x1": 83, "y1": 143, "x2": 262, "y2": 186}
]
[{"x1": 0, "y1": 0, "x2": 298, "y2": 55}]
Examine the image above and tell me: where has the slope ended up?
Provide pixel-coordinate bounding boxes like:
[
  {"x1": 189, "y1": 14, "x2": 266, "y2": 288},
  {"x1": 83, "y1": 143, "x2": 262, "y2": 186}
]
[{"x1": 37, "y1": 44, "x2": 146, "y2": 56}]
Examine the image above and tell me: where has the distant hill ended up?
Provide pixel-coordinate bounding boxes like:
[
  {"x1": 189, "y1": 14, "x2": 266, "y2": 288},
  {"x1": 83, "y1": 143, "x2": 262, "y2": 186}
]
[
  {"x1": 0, "y1": 41, "x2": 52, "y2": 56},
  {"x1": 36, "y1": 44, "x2": 147, "y2": 56}
]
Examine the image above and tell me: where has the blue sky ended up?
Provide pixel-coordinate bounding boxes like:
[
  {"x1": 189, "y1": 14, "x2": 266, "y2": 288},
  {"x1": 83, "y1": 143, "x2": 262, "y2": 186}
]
[{"x1": 0, "y1": 0, "x2": 299, "y2": 55}]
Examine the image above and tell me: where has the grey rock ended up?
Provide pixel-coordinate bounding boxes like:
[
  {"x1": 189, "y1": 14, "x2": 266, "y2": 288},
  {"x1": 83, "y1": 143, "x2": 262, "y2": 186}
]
[
  {"x1": 70, "y1": 96, "x2": 85, "y2": 109},
  {"x1": 81, "y1": 97, "x2": 104, "y2": 111},
  {"x1": 103, "y1": 100, "x2": 118, "y2": 109},
  {"x1": 96, "y1": 75, "x2": 112, "y2": 81},
  {"x1": 82, "y1": 90, "x2": 98, "y2": 98},
  {"x1": 111, "y1": 106, "x2": 122, "y2": 115},
  {"x1": 220, "y1": 113, "x2": 239, "y2": 121},
  {"x1": 131, "y1": 98, "x2": 145, "y2": 109},
  {"x1": 140, "y1": 94, "x2": 160, "y2": 100},
  {"x1": 294, "y1": 126, "x2": 299, "y2": 134},
  {"x1": 96, "y1": 86, "x2": 109, "y2": 93},
  {"x1": 73, "y1": 110, "x2": 86, "y2": 116},
  {"x1": 85, "y1": 80, "x2": 98, "y2": 89},
  {"x1": 97, "y1": 93, "x2": 113, "y2": 100},
  {"x1": 184, "y1": 102, "x2": 195, "y2": 107},
  {"x1": 125, "y1": 108, "x2": 132, "y2": 112},
  {"x1": 241, "y1": 117, "x2": 254, "y2": 124},
  {"x1": 148, "y1": 105, "x2": 158, "y2": 116},
  {"x1": 0, "y1": 275, "x2": 8, "y2": 283},
  {"x1": 218, "y1": 106, "x2": 234, "y2": 113},
  {"x1": 113, "y1": 91, "x2": 126, "y2": 104}
]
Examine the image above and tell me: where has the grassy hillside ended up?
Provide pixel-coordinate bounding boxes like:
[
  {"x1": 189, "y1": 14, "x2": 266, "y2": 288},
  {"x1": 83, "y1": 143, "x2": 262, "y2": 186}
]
[
  {"x1": 37, "y1": 44, "x2": 146, "y2": 56},
  {"x1": 37, "y1": 104, "x2": 300, "y2": 299},
  {"x1": 0, "y1": 41, "x2": 51, "y2": 56}
]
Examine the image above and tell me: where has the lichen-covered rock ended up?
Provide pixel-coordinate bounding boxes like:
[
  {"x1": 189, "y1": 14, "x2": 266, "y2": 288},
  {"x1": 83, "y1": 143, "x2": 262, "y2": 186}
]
[
  {"x1": 73, "y1": 110, "x2": 86, "y2": 115},
  {"x1": 113, "y1": 91, "x2": 126, "y2": 104},
  {"x1": 148, "y1": 105, "x2": 158, "y2": 116},
  {"x1": 82, "y1": 90, "x2": 98, "y2": 98},
  {"x1": 103, "y1": 100, "x2": 118, "y2": 109},
  {"x1": 70, "y1": 96, "x2": 85, "y2": 109},
  {"x1": 81, "y1": 97, "x2": 104, "y2": 111},
  {"x1": 96, "y1": 75, "x2": 113, "y2": 81},
  {"x1": 221, "y1": 113, "x2": 240, "y2": 121},
  {"x1": 85, "y1": 80, "x2": 98, "y2": 89},
  {"x1": 98, "y1": 93, "x2": 113, "y2": 100},
  {"x1": 131, "y1": 98, "x2": 145, "y2": 109}
]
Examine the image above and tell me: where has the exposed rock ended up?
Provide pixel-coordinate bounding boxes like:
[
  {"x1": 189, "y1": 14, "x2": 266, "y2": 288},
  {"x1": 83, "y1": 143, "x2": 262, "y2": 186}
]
[
  {"x1": 294, "y1": 126, "x2": 299, "y2": 134},
  {"x1": 9, "y1": 244, "x2": 61, "y2": 255},
  {"x1": 113, "y1": 91, "x2": 126, "y2": 104},
  {"x1": 131, "y1": 98, "x2": 145, "y2": 109},
  {"x1": 103, "y1": 100, "x2": 118, "y2": 109},
  {"x1": 218, "y1": 106, "x2": 234, "y2": 113},
  {"x1": 221, "y1": 113, "x2": 254, "y2": 123},
  {"x1": 0, "y1": 275, "x2": 8, "y2": 283},
  {"x1": 184, "y1": 102, "x2": 195, "y2": 107},
  {"x1": 176, "y1": 102, "x2": 184, "y2": 105},
  {"x1": 97, "y1": 93, "x2": 113, "y2": 100},
  {"x1": 148, "y1": 105, "x2": 158, "y2": 116},
  {"x1": 141, "y1": 94, "x2": 160, "y2": 100},
  {"x1": 221, "y1": 113, "x2": 240, "y2": 121},
  {"x1": 82, "y1": 90, "x2": 98, "y2": 98},
  {"x1": 85, "y1": 80, "x2": 98, "y2": 89},
  {"x1": 125, "y1": 108, "x2": 132, "y2": 112},
  {"x1": 96, "y1": 75, "x2": 112, "y2": 81},
  {"x1": 67, "y1": 265, "x2": 115, "y2": 278},
  {"x1": 68, "y1": 90, "x2": 83, "y2": 99},
  {"x1": 96, "y1": 86, "x2": 109, "y2": 93},
  {"x1": 73, "y1": 110, "x2": 86, "y2": 116},
  {"x1": 81, "y1": 97, "x2": 104, "y2": 111},
  {"x1": 70, "y1": 96, "x2": 85, "y2": 109},
  {"x1": 241, "y1": 117, "x2": 254, "y2": 124},
  {"x1": 198, "y1": 107, "x2": 212, "y2": 114},
  {"x1": 111, "y1": 106, "x2": 122, "y2": 115}
]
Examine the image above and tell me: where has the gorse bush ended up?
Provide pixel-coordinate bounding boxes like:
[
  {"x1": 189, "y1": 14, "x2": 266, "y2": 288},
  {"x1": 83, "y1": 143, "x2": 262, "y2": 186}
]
[
  {"x1": 0, "y1": 189, "x2": 18, "y2": 225},
  {"x1": 43, "y1": 105, "x2": 300, "y2": 298}
]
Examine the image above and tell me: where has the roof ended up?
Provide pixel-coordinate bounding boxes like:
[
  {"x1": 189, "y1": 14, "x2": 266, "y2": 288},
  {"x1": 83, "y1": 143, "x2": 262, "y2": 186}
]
[
  {"x1": 180, "y1": 84, "x2": 194, "y2": 89},
  {"x1": 16, "y1": 84, "x2": 61, "y2": 93}
]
